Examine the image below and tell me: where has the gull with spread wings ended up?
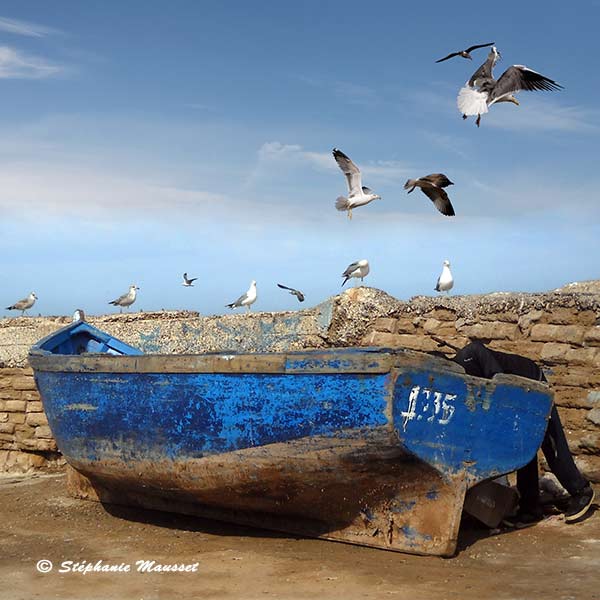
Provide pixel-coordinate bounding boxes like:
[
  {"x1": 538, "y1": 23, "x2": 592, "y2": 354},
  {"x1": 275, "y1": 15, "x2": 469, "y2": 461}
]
[
  {"x1": 403, "y1": 174, "x2": 455, "y2": 216},
  {"x1": 277, "y1": 283, "x2": 305, "y2": 302},
  {"x1": 435, "y1": 42, "x2": 494, "y2": 63},
  {"x1": 457, "y1": 46, "x2": 563, "y2": 127},
  {"x1": 333, "y1": 148, "x2": 381, "y2": 220}
]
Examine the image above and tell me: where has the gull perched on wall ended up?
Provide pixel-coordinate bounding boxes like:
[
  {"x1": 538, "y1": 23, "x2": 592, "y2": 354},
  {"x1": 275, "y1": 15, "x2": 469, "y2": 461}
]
[
  {"x1": 6, "y1": 292, "x2": 37, "y2": 316},
  {"x1": 435, "y1": 260, "x2": 454, "y2": 294},
  {"x1": 109, "y1": 285, "x2": 139, "y2": 313},
  {"x1": 404, "y1": 174, "x2": 455, "y2": 216},
  {"x1": 333, "y1": 148, "x2": 381, "y2": 220},
  {"x1": 342, "y1": 259, "x2": 370, "y2": 287},
  {"x1": 226, "y1": 280, "x2": 257, "y2": 311},
  {"x1": 457, "y1": 46, "x2": 563, "y2": 127}
]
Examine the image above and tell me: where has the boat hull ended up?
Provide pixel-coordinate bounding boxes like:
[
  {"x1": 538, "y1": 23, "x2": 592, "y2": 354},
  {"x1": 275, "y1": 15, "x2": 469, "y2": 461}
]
[{"x1": 30, "y1": 337, "x2": 553, "y2": 556}]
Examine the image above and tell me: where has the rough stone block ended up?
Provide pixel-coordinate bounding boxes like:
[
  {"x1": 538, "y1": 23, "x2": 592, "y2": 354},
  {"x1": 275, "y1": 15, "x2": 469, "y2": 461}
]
[
  {"x1": 518, "y1": 310, "x2": 544, "y2": 331},
  {"x1": 26, "y1": 401, "x2": 44, "y2": 413},
  {"x1": 574, "y1": 455, "x2": 600, "y2": 484},
  {"x1": 14, "y1": 424, "x2": 34, "y2": 440},
  {"x1": 26, "y1": 412, "x2": 48, "y2": 427},
  {"x1": 566, "y1": 347, "x2": 600, "y2": 367},
  {"x1": 34, "y1": 425, "x2": 53, "y2": 439},
  {"x1": 481, "y1": 311, "x2": 518, "y2": 323},
  {"x1": 459, "y1": 322, "x2": 519, "y2": 341},
  {"x1": 21, "y1": 391, "x2": 41, "y2": 402},
  {"x1": 395, "y1": 319, "x2": 416, "y2": 334},
  {"x1": 0, "y1": 412, "x2": 7, "y2": 423},
  {"x1": 579, "y1": 433, "x2": 600, "y2": 455},
  {"x1": 392, "y1": 335, "x2": 441, "y2": 353},
  {"x1": 530, "y1": 324, "x2": 585, "y2": 345},
  {"x1": 361, "y1": 331, "x2": 402, "y2": 347},
  {"x1": 2, "y1": 400, "x2": 26, "y2": 413},
  {"x1": 584, "y1": 327, "x2": 600, "y2": 347},
  {"x1": 373, "y1": 317, "x2": 397, "y2": 333},
  {"x1": 10, "y1": 376, "x2": 37, "y2": 391},
  {"x1": 587, "y1": 408, "x2": 600, "y2": 427},
  {"x1": 8, "y1": 413, "x2": 26, "y2": 424},
  {"x1": 423, "y1": 309, "x2": 456, "y2": 322},
  {"x1": 0, "y1": 422, "x2": 15, "y2": 434},
  {"x1": 18, "y1": 438, "x2": 57, "y2": 452},
  {"x1": 540, "y1": 343, "x2": 570, "y2": 364},
  {"x1": 0, "y1": 389, "x2": 24, "y2": 401},
  {"x1": 587, "y1": 391, "x2": 600, "y2": 406}
]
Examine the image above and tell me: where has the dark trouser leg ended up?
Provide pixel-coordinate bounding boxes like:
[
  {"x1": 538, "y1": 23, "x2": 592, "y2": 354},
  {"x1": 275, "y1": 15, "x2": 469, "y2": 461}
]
[
  {"x1": 517, "y1": 458, "x2": 540, "y2": 512},
  {"x1": 541, "y1": 405, "x2": 588, "y2": 496}
]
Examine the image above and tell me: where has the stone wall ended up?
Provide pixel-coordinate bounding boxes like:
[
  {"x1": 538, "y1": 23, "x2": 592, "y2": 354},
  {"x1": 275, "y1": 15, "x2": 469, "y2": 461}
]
[
  {"x1": 1, "y1": 284, "x2": 599, "y2": 480},
  {"x1": 0, "y1": 367, "x2": 61, "y2": 472}
]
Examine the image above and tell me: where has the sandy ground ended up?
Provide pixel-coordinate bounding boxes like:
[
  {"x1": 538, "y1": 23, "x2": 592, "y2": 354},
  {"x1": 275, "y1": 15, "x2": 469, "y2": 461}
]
[{"x1": 1, "y1": 474, "x2": 599, "y2": 600}]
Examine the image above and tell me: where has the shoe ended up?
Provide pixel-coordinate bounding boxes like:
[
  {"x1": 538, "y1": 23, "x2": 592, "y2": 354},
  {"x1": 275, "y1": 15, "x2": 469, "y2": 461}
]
[
  {"x1": 564, "y1": 485, "x2": 595, "y2": 523},
  {"x1": 502, "y1": 507, "x2": 544, "y2": 529}
]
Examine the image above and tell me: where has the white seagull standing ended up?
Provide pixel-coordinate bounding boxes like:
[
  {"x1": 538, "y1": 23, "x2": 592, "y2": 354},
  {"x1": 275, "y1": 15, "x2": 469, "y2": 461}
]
[
  {"x1": 226, "y1": 280, "x2": 257, "y2": 311},
  {"x1": 457, "y1": 46, "x2": 563, "y2": 127},
  {"x1": 72, "y1": 308, "x2": 86, "y2": 322},
  {"x1": 6, "y1": 292, "x2": 37, "y2": 316},
  {"x1": 109, "y1": 285, "x2": 139, "y2": 313},
  {"x1": 333, "y1": 148, "x2": 381, "y2": 219},
  {"x1": 182, "y1": 273, "x2": 198, "y2": 287},
  {"x1": 342, "y1": 259, "x2": 370, "y2": 287},
  {"x1": 435, "y1": 260, "x2": 454, "y2": 294}
]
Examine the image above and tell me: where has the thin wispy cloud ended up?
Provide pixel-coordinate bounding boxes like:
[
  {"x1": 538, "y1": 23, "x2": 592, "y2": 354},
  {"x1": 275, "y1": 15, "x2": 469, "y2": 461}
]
[
  {"x1": 0, "y1": 16, "x2": 60, "y2": 37},
  {"x1": 253, "y1": 142, "x2": 412, "y2": 183},
  {"x1": 297, "y1": 75, "x2": 381, "y2": 107},
  {"x1": 0, "y1": 162, "x2": 228, "y2": 220},
  {"x1": 485, "y1": 97, "x2": 599, "y2": 133},
  {"x1": 0, "y1": 46, "x2": 64, "y2": 79}
]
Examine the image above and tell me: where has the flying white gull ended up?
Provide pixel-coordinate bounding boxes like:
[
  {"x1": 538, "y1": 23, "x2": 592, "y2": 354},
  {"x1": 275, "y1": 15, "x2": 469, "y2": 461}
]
[
  {"x1": 333, "y1": 148, "x2": 381, "y2": 220},
  {"x1": 226, "y1": 280, "x2": 257, "y2": 311},
  {"x1": 404, "y1": 174, "x2": 455, "y2": 216},
  {"x1": 182, "y1": 272, "x2": 198, "y2": 287},
  {"x1": 435, "y1": 42, "x2": 495, "y2": 63},
  {"x1": 277, "y1": 283, "x2": 305, "y2": 302},
  {"x1": 457, "y1": 46, "x2": 563, "y2": 127},
  {"x1": 109, "y1": 285, "x2": 139, "y2": 312},
  {"x1": 435, "y1": 260, "x2": 454, "y2": 294},
  {"x1": 342, "y1": 259, "x2": 370, "y2": 287},
  {"x1": 6, "y1": 292, "x2": 37, "y2": 316}
]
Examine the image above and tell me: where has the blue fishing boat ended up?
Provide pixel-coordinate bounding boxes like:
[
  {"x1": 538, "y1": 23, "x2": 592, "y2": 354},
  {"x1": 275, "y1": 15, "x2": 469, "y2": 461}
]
[{"x1": 29, "y1": 320, "x2": 553, "y2": 556}]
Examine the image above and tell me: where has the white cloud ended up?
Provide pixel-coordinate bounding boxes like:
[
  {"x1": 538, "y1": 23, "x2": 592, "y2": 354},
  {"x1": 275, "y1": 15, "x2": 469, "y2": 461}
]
[
  {"x1": 0, "y1": 162, "x2": 228, "y2": 220},
  {"x1": 0, "y1": 46, "x2": 64, "y2": 79},
  {"x1": 254, "y1": 142, "x2": 412, "y2": 183},
  {"x1": 0, "y1": 16, "x2": 60, "y2": 37},
  {"x1": 484, "y1": 97, "x2": 599, "y2": 133}
]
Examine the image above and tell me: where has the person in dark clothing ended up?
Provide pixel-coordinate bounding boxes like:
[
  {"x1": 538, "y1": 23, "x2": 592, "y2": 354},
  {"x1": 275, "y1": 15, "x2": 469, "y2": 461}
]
[{"x1": 451, "y1": 341, "x2": 595, "y2": 525}]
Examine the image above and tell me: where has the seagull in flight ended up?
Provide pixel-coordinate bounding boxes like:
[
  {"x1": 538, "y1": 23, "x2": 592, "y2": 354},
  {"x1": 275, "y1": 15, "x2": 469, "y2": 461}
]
[
  {"x1": 435, "y1": 260, "x2": 454, "y2": 294},
  {"x1": 435, "y1": 42, "x2": 495, "y2": 63},
  {"x1": 403, "y1": 174, "x2": 455, "y2": 216},
  {"x1": 333, "y1": 148, "x2": 381, "y2": 219},
  {"x1": 277, "y1": 283, "x2": 305, "y2": 302},
  {"x1": 109, "y1": 285, "x2": 139, "y2": 313},
  {"x1": 226, "y1": 280, "x2": 257, "y2": 311},
  {"x1": 457, "y1": 46, "x2": 563, "y2": 127},
  {"x1": 341, "y1": 259, "x2": 370, "y2": 287},
  {"x1": 182, "y1": 273, "x2": 198, "y2": 287},
  {"x1": 6, "y1": 292, "x2": 37, "y2": 316}
]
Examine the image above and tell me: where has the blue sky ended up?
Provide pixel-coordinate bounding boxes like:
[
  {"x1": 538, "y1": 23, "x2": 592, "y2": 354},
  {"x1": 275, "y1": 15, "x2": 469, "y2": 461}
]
[{"x1": 1, "y1": 1, "x2": 599, "y2": 316}]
